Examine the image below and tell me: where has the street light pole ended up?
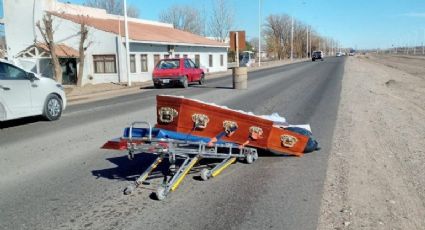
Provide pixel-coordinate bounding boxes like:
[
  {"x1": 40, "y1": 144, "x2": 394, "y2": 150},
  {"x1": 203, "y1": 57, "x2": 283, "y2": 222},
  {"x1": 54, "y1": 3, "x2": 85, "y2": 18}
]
[
  {"x1": 124, "y1": 0, "x2": 131, "y2": 86},
  {"x1": 258, "y1": 0, "x2": 261, "y2": 67}
]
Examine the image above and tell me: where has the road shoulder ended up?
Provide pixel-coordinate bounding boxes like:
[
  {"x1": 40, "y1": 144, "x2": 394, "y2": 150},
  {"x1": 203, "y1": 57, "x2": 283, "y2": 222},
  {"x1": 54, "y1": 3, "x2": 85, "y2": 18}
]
[{"x1": 318, "y1": 56, "x2": 425, "y2": 229}]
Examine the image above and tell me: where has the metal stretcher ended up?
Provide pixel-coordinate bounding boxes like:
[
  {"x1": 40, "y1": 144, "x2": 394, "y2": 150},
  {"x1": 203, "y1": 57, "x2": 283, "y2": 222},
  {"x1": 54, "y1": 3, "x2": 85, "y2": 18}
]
[{"x1": 102, "y1": 121, "x2": 258, "y2": 200}]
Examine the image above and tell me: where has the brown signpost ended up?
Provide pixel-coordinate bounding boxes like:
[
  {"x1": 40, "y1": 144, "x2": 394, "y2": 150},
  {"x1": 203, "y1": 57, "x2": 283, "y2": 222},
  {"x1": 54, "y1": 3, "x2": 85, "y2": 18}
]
[
  {"x1": 229, "y1": 31, "x2": 247, "y2": 90},
  {"x1": 229, "y1": 31, "x2": 246, "y2": 51}
]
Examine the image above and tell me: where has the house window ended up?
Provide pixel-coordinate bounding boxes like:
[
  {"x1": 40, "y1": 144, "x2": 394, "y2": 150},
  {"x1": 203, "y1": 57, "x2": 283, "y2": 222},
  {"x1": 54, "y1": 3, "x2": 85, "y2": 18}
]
[
  {"x1": 220, "y1": 54, "x2": 224, "y2": 67},
  {"x1": 195, "y1": 54, "x2": 200, "y2": 67},
  {"x1": 209, "y1": 54, "x2": 213, "y2": 67},
  {"x1": 154, "y1": 54, "x2": 161, "y2": 66},
  {"x1": 183, "y1": 54, "x2": 188, "y2": 58},
  {"x1": 175, "y1": 54, "x2": 180, "y2": 58},
  {"x1": 93, "y1": 55, "x2": 116, "y2": 73},
  {"x1": 130, "y1": 54, "x2": 136, "y2": 73},
  {"x1": 164, "y1": 54, "x2": 170, "y2": 59},
  {"x1": 141, "y1": 54, "x2": 148, "y2": 72}
]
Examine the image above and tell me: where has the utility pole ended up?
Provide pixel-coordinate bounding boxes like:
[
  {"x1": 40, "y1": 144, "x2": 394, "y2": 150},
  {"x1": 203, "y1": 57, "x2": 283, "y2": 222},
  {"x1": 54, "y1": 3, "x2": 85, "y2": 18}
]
[
  {"x1": 423, "y1": 29, "x2": 425, "y2": 55},
  {"x1": 236, "y1": 32, "x2": 239, "y2": 67},
  {"x1": 414, "y1": 31, "x2": 417, "y2": 55},
  {"x1": 117, "y1": 15, "x2": 122, "y2": 82},
  {"x1": 309, "y1": 26, "x2": 312, "y2": 55},
  {"x1": 124, "y1": 0, "x2": 131, "y2": 86},
  {"x1": 258, "y1": 0, "x2": 261, "y2": 66},
  {"x1": 290, "y1": 16, "x2": 294, "y2": 61},
  {"x1": 306, "y1": 27, "x2": 309, "y2": 58}
]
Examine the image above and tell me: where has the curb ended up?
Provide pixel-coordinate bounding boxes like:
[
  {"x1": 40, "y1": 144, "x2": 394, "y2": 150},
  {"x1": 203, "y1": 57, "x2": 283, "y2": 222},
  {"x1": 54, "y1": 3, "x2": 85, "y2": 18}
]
[{"x1": 67, "y1": 59, "x2": 308, "y2": 105}]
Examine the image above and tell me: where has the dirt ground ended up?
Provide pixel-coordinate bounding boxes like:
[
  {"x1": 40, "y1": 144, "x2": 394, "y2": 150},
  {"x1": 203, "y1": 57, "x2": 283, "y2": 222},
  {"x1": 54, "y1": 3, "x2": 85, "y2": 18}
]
[{"x1": 317, "y1": 55, "x2": 425, "y2": 229}]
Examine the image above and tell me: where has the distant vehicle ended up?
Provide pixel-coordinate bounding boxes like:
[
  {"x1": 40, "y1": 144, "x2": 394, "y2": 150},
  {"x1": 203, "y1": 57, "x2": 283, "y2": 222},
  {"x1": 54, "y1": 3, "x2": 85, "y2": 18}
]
[
  {"x1": 152, "y1": 58, "x2": 205, "y2": 88},
  {"x1": 336, "y1": 52, "x2": 343, "y2": 57},
  {"x1": 0, "y1": 60, "x2": 67, "y2": 121},
  {"x1": 240, "y1": 51, "x2": 256, "y2": 67},
  {"x1": 312, "y1": 51, "x2": 324, "y2": 61},
  {"x1": 349, "y1": 49, "x2": 355, "y2": 56}
]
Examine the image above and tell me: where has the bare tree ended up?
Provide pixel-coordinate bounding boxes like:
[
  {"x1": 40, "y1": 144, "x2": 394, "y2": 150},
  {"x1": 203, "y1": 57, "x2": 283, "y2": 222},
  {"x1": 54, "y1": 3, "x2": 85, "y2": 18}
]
[
  {"x1": 209, "y1": 0, "x2": 234, "y2": 42},
  {"x1": 159, "y1": 5, "x2": 204, "y2": 35},
  {"x1": 36, "y1": 13, "x2": 62, "y2": 83},
  {"x1": 249, "y1": 37, "x2": 259, "y2": 52},
  {"x1": 293, "y1": 20, "x2": 308, "y2": 58},
  {"x1": 77, "y1": 19, "x2": 92, "y2": 86},
  {"x1": 263, "y1": 14, "x2": 291, "y2": 60},
  {"x1": 263, "y1": 13, "x2": 337, "y2": 60},
  {"x1": 84, "y1": 0, "x2": 139, "y2": 17}
]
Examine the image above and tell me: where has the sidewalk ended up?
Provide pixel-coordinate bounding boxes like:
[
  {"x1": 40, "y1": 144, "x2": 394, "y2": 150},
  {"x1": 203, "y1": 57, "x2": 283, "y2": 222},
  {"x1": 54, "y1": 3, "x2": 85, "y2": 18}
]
[{"x1": 66, "y1": 58, "x2": 307, "y2": 105}]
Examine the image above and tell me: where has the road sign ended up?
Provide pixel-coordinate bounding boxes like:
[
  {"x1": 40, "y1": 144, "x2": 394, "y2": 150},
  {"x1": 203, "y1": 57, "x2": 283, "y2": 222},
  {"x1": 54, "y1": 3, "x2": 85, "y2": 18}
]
[{"x1": 229, "y1": 31, "x2": 246, "y2": 51}]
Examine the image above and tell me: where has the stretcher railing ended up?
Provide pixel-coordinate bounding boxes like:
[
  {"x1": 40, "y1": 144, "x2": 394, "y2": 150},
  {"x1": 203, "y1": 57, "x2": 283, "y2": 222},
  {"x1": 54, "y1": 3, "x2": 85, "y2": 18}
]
[{"x1": 102, "y1": 121, "x2": 258, "y2": 200}]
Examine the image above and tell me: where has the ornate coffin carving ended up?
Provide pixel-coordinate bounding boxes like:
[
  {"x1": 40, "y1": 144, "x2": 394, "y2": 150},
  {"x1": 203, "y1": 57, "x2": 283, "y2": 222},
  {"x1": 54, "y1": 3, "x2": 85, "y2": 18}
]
[
  {"x1": 280, "y1": 135, "x2": 298, "y2": 148},
  {"x1": 223, "y1": 120, "x2": 238, "y2": 136},
  {"x1": 192, "y1": 113, "x2": 210, "y2": 129},
  {"x1": 158, "y1": 107, "x2": 178, "y2": 123},
  {"x1": 249, "y1": 126, "x2": 263, "y2": 140}
]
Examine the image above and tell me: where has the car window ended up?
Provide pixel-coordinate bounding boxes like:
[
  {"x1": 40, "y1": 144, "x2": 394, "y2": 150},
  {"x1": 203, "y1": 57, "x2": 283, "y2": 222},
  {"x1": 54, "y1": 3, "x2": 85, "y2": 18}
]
[
  {"x1": 188, "y1": 59, "x2": 196, "y2": 68},
  {"x1": 157, "y1": 60, "x2": 180, "y2": 69},
  {"x1": 2, "y1": 64, "x2": 27, "y2": 80},
  {"x1": 0, "y1": 63, "x2": 7, "y2": 79},
  {"x1": 184, "y1": 59, "x2": 191, "y2": 69}
]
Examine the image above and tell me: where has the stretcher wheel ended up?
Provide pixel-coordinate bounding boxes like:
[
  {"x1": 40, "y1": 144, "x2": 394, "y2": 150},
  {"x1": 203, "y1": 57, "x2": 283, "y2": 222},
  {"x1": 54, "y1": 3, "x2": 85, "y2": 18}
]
[
  {"x1": 200, "y1": 168, "x2": 210, "y2": 181},
  {"x1": 124, "y1": 185, "x2": 135, "y2": 195},
  {"x1": 128, "y1": 150, "x2": 135, "y2": 160},
  {"x1": 253, "y1": 150, "x2": 259, "y2": 161},
  {"x1": 155, "y1": 186, "x2": 167, "y2": 201},
  {"x1": 246, "y1": 154, "x2": 254, "y2": 164}
]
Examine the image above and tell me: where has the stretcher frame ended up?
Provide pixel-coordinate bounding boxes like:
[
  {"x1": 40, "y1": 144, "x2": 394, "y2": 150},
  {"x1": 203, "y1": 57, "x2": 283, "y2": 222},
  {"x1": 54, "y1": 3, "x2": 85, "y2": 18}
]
[{"x1": 121, "y1": 121, "x2": 259, "y2": 200}]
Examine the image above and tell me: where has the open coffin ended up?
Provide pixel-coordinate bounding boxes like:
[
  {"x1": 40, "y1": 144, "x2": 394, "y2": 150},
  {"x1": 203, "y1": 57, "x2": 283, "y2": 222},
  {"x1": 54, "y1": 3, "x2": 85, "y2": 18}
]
[{"x1": 155, "y1": 95, "x2": 316, "y2": 156}]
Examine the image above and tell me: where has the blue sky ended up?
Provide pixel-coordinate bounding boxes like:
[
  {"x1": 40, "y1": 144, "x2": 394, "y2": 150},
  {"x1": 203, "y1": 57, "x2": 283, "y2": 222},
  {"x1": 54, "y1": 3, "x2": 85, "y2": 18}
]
[{"x1": 1, "y1": 0, "x2": 425, "y2": 49}]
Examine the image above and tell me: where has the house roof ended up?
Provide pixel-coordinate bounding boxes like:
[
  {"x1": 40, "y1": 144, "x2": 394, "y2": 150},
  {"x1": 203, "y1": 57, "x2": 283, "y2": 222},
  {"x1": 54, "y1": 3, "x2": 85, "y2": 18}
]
[
  {"x1": 50, "y1": 12, "x2": 228, "y2": 48},
  {"x1": 35, "y1": 43, "x2": 79, "y2": 58},
  {"x1": 17, "y1": 43, "x2": 79, "y2": 58}
]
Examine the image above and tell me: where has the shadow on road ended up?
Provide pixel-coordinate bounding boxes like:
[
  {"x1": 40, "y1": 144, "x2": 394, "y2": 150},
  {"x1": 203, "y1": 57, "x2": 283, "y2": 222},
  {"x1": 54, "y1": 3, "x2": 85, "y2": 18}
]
[
  {"x1": 191, "y1": 85, "x2": 234, "y2": 89},
  {"x1": 91, "y1": 149, "x2": 298, "y2": 186},
  {"x1": 0, "y1": 116, "x2": 46, "y2": 129},
  {"x1": 92, "y1": 152, "x2": 234, "y2": 182},
  {"x1": 91, "y1": 153, "x2": 164, "y2": 182}
]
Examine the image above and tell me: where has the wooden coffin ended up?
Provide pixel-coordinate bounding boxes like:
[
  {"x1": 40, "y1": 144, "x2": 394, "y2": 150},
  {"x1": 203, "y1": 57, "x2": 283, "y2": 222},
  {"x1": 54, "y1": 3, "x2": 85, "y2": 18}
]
[{"x1": 155, "y1": 95, "x2": 309, "y2": 156}]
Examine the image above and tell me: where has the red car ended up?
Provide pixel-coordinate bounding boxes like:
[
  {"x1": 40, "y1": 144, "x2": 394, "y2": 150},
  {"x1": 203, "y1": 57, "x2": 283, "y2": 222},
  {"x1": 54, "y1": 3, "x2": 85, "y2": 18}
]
[{"x1": 152, "y1": 58, "x2": 205, "y2": 88}]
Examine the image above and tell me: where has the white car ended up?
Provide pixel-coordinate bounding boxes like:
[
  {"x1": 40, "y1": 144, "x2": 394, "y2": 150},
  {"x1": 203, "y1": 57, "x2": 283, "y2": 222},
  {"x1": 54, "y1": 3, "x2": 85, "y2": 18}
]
[{"x1": 0, "y1": 60, "x2": 67, "y2": 121}]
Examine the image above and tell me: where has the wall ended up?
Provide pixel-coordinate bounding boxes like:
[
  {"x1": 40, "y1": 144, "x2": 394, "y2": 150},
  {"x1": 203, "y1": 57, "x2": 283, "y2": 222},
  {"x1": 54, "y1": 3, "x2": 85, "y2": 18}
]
[
  {"x1": 3, "y1": 0, "x2": 46, "y2": 58},
  {"x1": 129, "y1": 43, "x2": 228, "y2": 81},
  {"x1": 3, "y1": 0, "x2": 228, "y2": 86}
]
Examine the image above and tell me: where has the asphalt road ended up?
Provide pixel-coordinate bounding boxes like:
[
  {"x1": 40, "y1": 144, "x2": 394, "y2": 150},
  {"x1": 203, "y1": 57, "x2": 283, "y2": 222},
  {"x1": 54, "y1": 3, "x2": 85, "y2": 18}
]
[{"x1": 0, "y1": 57, "x2": 345, "y2": 230}]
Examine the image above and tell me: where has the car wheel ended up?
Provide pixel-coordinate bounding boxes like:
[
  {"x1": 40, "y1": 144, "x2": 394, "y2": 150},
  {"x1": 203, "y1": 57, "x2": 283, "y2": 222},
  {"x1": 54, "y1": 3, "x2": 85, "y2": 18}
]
[
  {"x1": 43, "y1": 94, "x2": 62, "y2": 121},
  {"x1": 181, "y1": 76, "x2": 189, "y2": 88},
  {"x1": 154, "y1": 83, "x2": 162, "y2": 89},
  {"x1": 312, "y1": 59, "x2": 315, "y2": 61},
  {"x1": 199, "y1": 74, "x2": 205, "y2": 85}
]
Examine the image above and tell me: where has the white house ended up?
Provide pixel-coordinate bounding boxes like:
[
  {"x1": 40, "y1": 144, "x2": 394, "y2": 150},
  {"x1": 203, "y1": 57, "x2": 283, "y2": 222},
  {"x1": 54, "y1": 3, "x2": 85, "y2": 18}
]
[{"x1": 2, "y1": 0, "x2": 228, "y2": 85}]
